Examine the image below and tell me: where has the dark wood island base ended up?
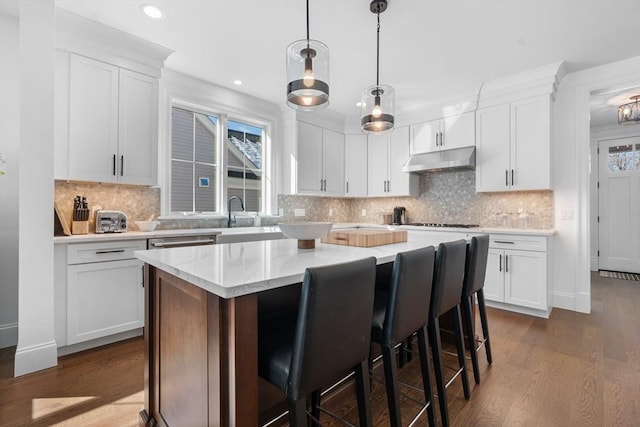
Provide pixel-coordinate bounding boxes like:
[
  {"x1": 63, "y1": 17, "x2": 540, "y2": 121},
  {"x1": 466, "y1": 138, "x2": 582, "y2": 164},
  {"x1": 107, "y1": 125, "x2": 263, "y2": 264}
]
[{"x1": 141, "y1": 265, "x2": 258, "y2": 426}]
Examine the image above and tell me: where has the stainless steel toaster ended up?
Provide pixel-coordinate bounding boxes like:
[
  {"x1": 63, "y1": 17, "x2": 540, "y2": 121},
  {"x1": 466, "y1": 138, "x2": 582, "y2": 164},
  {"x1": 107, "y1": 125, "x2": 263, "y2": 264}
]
[{"x1": 95, "y1": 210, "x2": 128, "y2": 233}]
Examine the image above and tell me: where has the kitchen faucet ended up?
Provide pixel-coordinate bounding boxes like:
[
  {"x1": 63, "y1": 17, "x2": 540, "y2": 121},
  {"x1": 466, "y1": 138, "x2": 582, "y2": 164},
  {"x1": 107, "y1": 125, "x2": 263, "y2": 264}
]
[{"x1": 227, "y1": 196, "x2": 245, "y2": 228}]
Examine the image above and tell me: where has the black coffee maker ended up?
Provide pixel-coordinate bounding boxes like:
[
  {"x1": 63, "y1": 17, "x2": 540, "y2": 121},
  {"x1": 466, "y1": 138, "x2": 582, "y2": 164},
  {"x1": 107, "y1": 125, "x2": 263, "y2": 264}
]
[{"x1": 392, "y1": 206, "x2": 406, "y2": 225}]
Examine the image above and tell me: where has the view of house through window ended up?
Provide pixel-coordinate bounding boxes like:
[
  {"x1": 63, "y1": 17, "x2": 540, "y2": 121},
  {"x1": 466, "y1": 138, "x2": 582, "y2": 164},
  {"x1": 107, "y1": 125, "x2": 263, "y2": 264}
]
[
  {"x1": 170, "y1": 106, "x2": 218, "y2": 213},
  {"x1": 170, "y1": 106, "x2": 265, "y2": 214},
  {"x1": 227, "y1": 120, "x2": 263, "y2": 212}
]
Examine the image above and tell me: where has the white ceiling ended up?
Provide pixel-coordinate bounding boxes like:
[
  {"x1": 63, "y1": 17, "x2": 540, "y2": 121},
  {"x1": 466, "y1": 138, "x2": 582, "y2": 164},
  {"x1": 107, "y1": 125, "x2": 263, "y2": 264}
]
[{"x1": 55, "y1": 0, "x2": 640, "y2": 125}]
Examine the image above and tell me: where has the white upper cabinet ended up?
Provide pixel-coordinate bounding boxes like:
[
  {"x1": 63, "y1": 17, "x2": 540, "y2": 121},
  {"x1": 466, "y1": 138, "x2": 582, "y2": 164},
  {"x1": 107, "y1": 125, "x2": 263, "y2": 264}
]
[
  {"x1": 345, "y1": 134, "x2": 368, "y2": 197},
  {"x1": 476, "y1": 95, "x2": 551, "y2": 192},
  {"x1": 297, "y1": 121, "x2": 344, "y2": 196},
  {"x1": 368, "y1": 126, "x2": 418, "y2": 197},
  {"x1": 118, "y1": 69, "x2": 159, "y2": 185},
  {"x1": 58, "y1": 54, "x2": 159, "y2": 185},
  {"x1": 410, "y1": 111, "x2": 475, "y2": 154}
]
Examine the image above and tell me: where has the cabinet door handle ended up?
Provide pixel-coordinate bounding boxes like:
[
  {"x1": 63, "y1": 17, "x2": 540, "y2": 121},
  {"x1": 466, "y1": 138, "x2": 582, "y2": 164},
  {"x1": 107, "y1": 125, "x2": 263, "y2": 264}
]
[
  {"x1": 387, "y1": 180, "x2": 390, "y2": 192},
  {"x1": 505, "y1": 254, "x2": 509, "y2": 273},
  {"x1": 96, "y1": 249, "x2": 125, "y2": 254},
  {"x1": 440, "y1": 132, "x2": 444, "y2": 146},
  {"x1": 511, "y1": 169, "x2": 514, "y2": 186},
  {"x1": 346, "y1": 181, "x2": 349, "y2": 193},
  {"x1": 120, "y1": 155, "x2": 124, "y2": 176},
  {"x1": 323, "y1": 179, "x2": 327, "y2": 191},
  {"x1": 499, "y1": 254, "x2": 502, "y2": 272},
  {"x1": 435, "y1": 132, "x2": 440, "y2": 147},
  {"x1": 320, "y1": 179, "x2": 323, "y2": 191},
  {"x1": 494, "y1": 240, "x2": 515, "y2": 244},
  {"x1": 113, "y1": 154, "x2": 117, "y2": 176},
  {"x1": 505, "y1": 169, "x2": 509, "y2": 186}
]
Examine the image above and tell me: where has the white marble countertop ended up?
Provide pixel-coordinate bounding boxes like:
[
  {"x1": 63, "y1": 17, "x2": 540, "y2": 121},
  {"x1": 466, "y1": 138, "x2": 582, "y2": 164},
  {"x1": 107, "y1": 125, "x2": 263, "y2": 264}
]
[
  {"x1": 53, "y1": 226, "x2": 282, "y2": 244},
  {"x1": 54, "y1": 222, "x2": 555, "y2": 244},
  {"x1": 135, "y1": 238, "x2": 448, "y2": 299}
]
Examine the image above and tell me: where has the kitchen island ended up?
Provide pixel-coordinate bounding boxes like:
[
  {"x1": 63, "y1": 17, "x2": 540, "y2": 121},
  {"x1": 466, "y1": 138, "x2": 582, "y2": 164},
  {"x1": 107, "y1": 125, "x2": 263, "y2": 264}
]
[{"x1": 134, "y1": 237, "x2": 457, "y2": 426}]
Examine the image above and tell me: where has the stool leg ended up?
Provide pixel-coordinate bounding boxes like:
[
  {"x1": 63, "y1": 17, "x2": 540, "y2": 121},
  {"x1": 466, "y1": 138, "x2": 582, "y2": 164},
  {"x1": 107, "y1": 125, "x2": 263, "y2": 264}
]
[
  {"x1": 354, "y1": 359, "x2": 373, "y2": 427},
  {"x1": 310, "y1": 390, "x2": 321, "y2": 425},
  {"x1": 428, "y1": 317, "x2": 449, "y2": 427},
  {"x1": 288, "y1": 397, "x2": 308, "y2": 427},
  {"x1": 382, "y1": 345, "x2": 402, "y2": 427},
  {"x1": 477, "y1": 290, "x2": 493, "y2": 364},
  {"x1": 417, "y1": 326, "x2": 435, "y2": 427},
  {"x1": 453, "y1": 305, "x2": 471, "y2": 400},
  {"x1": 462, "y1": 294, "x2": 481, "y2": 384}
]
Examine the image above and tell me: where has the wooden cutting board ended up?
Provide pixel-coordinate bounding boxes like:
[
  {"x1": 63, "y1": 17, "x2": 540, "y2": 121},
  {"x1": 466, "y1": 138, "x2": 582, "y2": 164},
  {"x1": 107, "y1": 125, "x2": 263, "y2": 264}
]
[{"x1": 321, "y1": 229, "x2": 408, "y2": 247}]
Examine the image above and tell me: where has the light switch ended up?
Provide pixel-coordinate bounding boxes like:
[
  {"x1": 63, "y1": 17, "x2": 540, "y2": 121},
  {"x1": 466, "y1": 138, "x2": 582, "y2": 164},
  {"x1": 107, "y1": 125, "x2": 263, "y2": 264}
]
[
  {"x1": 294, "y1": 208, "x2": 305, "y2": 217},
  {"x1": 361, "y1": 209, "x2": 367, "y2": 217},
  {"x1": 560, "y1": 209, "x2": 574, "y2": 220}
]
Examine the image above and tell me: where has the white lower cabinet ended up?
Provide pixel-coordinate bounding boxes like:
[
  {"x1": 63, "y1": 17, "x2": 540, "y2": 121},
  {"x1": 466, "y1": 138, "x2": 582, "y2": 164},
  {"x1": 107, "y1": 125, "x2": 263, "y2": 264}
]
[
  {"x1": 484, "y1": 234, "x2": 550, "y2": 317},
  {"x1": 64, "y1": 240, "x2": 145, "y2": 346}
]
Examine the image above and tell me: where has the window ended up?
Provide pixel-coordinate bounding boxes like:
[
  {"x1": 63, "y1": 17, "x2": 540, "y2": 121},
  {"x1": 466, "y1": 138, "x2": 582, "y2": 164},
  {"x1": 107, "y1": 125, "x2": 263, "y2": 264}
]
[
  {"x1": 170, "y1": 107, "x2": 218, "y2": 213},
  {"x1": 168, "y1": 105, "x2": 269, "y2": 216},
  {"x1": 226, "y1": 120, "x2": 263, "y2": 212}
]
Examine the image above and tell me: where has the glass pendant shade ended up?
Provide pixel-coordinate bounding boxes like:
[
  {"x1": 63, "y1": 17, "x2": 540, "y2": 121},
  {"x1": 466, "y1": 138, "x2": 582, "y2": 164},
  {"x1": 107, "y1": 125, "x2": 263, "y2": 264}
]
[
  {"x1": 286, "y1": 39, "x2": 329, "y2": 110},
  {"x1": 361, "y1": 84, "x2": 395, "y2": 133},
  {"x1": 618, "y1": 95, "x2": 640, "y2": 125}
]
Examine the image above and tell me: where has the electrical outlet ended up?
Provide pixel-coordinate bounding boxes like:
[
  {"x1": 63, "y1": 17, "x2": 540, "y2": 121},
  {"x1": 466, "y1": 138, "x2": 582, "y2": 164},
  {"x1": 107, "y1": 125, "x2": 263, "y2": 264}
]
[
  {"x1": 361, "y1": 209, "x2": 367, "y2": 217},
  {"x1": 294, "y1": 208, "x2": 305, "y2": 217}
]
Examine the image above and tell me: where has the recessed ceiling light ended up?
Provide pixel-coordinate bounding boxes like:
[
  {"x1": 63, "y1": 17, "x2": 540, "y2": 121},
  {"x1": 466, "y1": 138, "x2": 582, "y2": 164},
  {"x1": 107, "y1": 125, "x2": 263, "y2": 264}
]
[
  {"x1": 356, "y1": 102, "x2": 363, "y2": 107},
  {"x1": 141, "y1": 4, "x2": 163, "y2": 19},
  {"x1": 233, "y1": 80, "x2": 243, "y2": 86}
]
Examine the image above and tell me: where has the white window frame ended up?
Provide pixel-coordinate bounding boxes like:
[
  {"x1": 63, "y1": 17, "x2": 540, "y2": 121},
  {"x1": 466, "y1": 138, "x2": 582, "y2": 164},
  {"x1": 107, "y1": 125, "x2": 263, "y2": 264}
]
[{"x1": 161, "y1": 98, "x2": 273, "y2": 218}]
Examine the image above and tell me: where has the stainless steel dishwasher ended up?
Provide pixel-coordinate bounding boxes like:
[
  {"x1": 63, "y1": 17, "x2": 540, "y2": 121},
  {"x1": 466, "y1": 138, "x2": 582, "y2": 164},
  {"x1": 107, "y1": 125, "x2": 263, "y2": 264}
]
[{"x1": 147, "y1": 233, "x2": 219, "y2": 249}]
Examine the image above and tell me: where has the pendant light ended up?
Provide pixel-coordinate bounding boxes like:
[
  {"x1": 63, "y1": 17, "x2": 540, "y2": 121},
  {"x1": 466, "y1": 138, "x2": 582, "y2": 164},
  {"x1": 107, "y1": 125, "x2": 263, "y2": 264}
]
[
  {"x1": 361, "y1": 0, "x2": 394, "y2": 133},
  {"x1": 286, "y1": 0, "x2": 329, "y2": 110},
  {"x1": 618, "y1": 95, "x2": 640, "y2": 125}
]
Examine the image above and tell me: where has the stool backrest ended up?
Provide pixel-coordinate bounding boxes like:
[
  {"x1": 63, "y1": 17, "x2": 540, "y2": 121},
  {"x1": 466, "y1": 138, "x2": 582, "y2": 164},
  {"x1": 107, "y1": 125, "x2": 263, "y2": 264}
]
[
  {"x1": 430, "y1": 239, "x2": 467, "y2": 318},
  {"x1": 288, "y1": 257, "x2": 377, "y2": 399},
  {"x1": 462, "y1": 235, "x2": 490, "y2": 297},
  {"x1": 383, "y1": 246, "x2": 435, "y2": 347}
]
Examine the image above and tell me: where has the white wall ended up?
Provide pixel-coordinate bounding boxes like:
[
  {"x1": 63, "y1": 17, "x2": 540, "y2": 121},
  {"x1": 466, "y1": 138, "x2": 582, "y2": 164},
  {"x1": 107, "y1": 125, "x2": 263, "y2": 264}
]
[
  {"x1": 0, "y1": 10, "x2": 20, "y2": 349},
  {"x1": 551, "y1": 55, "x2": 640, "y2": 313}
]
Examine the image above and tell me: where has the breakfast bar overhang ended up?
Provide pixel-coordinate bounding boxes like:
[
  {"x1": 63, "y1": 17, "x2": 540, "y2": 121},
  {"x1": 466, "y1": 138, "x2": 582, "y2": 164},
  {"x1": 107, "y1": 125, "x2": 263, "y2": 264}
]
[{"x1": 135, "y1": 237, "x2": 452, "y2": 426}]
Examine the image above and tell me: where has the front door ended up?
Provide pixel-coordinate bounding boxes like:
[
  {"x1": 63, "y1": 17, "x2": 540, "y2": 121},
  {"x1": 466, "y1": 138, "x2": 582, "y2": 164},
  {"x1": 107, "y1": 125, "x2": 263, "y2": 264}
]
[{"x1": 598, "y1": 137, "x2": 640, "y2": 273}]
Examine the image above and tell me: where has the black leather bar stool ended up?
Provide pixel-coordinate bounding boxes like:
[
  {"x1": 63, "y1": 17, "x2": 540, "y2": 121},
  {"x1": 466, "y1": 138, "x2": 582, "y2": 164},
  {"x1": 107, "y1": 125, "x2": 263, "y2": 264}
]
[
  {"x1": 370, "y1": 246, "x2": 436, "y2": 427},
  {"x1": 258, "y1": 257, "x2": 377, "y2": 427},
  {"x1": 461, "y1": 234, "x2": 493, "y2": 384},
  {"x1": 428, "y1": 239, "x2": 470, "y2": 426}
]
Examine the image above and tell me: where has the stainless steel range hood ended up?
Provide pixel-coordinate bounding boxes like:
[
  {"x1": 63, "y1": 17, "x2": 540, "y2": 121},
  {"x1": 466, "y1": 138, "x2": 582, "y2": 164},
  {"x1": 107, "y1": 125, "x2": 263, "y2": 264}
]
[{"x1": 402, "y1": 146, "x2": 476, "y2": 174}]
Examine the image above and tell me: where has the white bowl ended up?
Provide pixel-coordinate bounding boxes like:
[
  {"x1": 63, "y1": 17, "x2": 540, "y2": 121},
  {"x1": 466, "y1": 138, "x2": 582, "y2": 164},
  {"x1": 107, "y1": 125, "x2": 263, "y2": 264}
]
[
  {"x1": 135, "y1": 220, "x2": 159, "y2": 232},
  {"x1": 278, "y1": 222, "x2": 332, "y2": 241}
]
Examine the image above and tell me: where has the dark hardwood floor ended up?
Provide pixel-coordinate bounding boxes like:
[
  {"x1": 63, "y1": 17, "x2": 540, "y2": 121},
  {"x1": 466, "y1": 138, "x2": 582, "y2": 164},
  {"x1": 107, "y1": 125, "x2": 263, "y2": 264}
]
[{"x1": 1, "y1": 272, "x2": 638, "y2": 426}]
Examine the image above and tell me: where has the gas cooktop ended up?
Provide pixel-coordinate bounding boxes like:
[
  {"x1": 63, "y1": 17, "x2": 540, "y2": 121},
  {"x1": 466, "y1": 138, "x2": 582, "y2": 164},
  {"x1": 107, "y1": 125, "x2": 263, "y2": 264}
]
[{"x1": 406, "y1": 223, "x2": 480, "y2": 228}]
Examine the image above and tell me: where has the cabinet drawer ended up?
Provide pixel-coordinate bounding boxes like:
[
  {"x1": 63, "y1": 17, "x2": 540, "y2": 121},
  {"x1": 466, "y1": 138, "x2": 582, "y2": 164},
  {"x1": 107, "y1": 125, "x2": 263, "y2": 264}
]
[
  {"x1": 67, "y1": 240, "x2": 146, "y2": 264},
  {"x1": 489, "y1": 234, "x2": 547, "y2": 252}
]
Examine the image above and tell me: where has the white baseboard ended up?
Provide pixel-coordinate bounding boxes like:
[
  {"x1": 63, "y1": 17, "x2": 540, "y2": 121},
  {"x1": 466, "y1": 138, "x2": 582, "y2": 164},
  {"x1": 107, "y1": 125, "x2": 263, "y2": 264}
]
[
  {"x1": 0, "y1": 322, "x2": 18, "y2": 349},
  {"x1": 484, "y1": 300, "x2": 551, "y2": 318},
  {"x1": 57, "y1": 328, "x2": 143, "y2": 357},
  {"x1": 575, "y1": 292, "x2": 591, "y2": 314},
  {"x1": 14, "y1": 340, "x2": 58, "y2": 377},
  {"x1": 551, "y1": 291, "x2": 575, "y2": 311}
]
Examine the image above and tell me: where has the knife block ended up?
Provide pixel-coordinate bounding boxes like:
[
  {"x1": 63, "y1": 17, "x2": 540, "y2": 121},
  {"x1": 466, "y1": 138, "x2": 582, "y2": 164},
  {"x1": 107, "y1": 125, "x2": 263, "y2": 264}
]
[{"x1": 71, "y1": 221, "x2": 89, "y2": 235}]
